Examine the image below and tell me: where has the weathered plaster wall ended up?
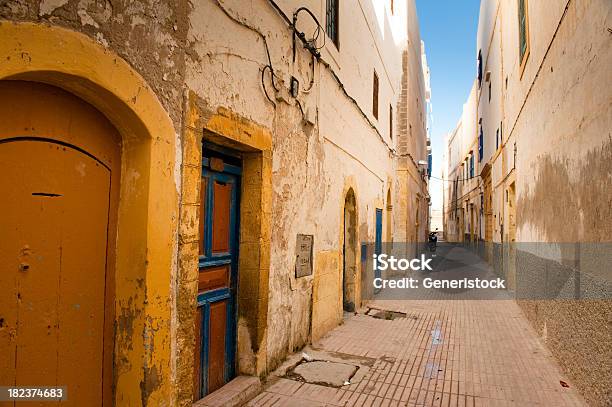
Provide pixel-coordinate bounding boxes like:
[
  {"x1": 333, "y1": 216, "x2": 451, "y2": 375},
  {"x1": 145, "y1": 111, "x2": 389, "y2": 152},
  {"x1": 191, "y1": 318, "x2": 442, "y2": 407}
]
[
  {"x1": 2, "y1": 0, "x2": 431, "y2": 404},
  {"x1": 447, "y1": 0, "x2": 612, "y2": 405},
  {"x1": 184, "y1": 0, "x2": 425, "y2": 391},
  {"x1": 1, "y1": 0, "x2": 189, "y2": 130},
  {"x1": 510, "y1": 0, "x2": 612, "y2": 242},
  {"x1": 394, "y1": 0, "x2": 430, "y2": 246},
  {"x1": 508, "y1": 1, "x2": 612, "y2": 404}
]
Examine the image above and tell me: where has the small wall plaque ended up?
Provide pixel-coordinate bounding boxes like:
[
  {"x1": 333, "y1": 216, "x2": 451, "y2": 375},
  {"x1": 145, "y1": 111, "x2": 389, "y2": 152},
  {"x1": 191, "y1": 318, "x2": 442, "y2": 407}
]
[{"x1": 295, "y1": 234, "x2": 314, "y2": 278}]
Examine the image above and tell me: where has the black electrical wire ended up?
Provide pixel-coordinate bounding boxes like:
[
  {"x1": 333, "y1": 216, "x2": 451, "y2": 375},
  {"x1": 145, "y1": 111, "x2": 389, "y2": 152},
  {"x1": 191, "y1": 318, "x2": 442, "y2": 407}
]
[
  {"x1": 214, "y1": 0, "x2": 279, "y2": 101},
  {"x1": 264, "y1": 0, "x2": 399, "y2": 158},
  {"x1": 261, "y1": 65, "x2": 276, "y2": 107},
  {"x1": 292, "y1": 7, "x2": 324, "y2": 61}
]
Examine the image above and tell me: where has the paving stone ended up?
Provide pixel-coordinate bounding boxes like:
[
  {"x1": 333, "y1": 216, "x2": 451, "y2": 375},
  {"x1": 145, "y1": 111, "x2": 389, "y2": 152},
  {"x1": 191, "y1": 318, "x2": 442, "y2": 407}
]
[{"x1": 290, "y1": 360, "x2": 358, "y2": 387}]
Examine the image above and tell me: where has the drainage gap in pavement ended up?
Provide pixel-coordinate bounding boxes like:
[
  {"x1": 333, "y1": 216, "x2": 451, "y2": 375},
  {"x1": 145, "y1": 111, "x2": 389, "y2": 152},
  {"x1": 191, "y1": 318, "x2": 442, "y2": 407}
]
[
  {"x1": 284, "y1": 359, "x2": 359, "y2": 388},
  {"x1": 365, "y1": 307, "x2": 408, "y2": 320}
]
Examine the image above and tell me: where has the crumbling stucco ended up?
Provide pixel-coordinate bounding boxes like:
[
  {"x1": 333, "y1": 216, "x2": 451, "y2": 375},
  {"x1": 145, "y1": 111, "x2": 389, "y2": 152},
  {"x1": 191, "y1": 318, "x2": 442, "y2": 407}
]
[{"x1": 0, "y1": 0, "x2": 191, "y2": 131}]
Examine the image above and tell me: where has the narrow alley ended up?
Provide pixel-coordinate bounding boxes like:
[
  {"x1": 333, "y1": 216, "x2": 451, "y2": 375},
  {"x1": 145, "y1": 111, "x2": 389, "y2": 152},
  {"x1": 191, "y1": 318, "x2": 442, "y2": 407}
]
[{"x1": 0, "y1": 0, "x2": 610, "y2": 406}]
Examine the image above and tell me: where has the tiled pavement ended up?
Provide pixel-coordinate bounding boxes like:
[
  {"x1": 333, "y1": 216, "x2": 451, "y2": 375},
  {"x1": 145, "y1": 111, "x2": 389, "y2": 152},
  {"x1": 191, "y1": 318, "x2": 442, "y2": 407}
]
[
  {"x1": 247, "y1": 242, "x2": 588, "y2": 407},
  {"x1": 247, "y1": 299, "x2": 586, "y2": 406}
]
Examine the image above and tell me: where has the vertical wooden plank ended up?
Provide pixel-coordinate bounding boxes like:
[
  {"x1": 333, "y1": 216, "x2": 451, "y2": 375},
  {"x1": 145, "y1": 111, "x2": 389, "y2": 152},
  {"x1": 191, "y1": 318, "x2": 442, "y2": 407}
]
[
  {"x1": 0, "y1": 141, "x2": 110, "y2": 406},
  {"x1": 14, "y1": 142, "x2": 65, "y2": 388},
  {"x1": 0, "y1": 142, "x2": 21, "y2": 387},
  {"x1": 212, "y1": 181, "x2": 231, "y2": 253},
  {"x1": 207, "y1": 300, "x2": 227, "y2": 394},
  {"x1": 0, "y1": 141, "x2": 63, "y2": 388},
  {"x1": 57, "y1": 147, "x2": 110, "y2": 406},
  {"x1": 199, "y1": 177, "x2": 208, "y2": 256}
]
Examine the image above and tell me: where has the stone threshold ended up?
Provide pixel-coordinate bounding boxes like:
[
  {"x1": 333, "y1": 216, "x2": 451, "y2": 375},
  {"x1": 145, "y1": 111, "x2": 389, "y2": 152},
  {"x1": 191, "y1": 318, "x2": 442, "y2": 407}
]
[{"x1": 193, "y1": 376, "x2": 262, "y2": 407}]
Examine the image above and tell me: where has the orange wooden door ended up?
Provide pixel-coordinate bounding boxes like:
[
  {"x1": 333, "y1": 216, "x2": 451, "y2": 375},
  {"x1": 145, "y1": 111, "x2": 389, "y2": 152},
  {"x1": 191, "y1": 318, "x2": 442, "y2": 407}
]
[{"x1": 0, "y1": 81, "x2": 119, "y2": 406}]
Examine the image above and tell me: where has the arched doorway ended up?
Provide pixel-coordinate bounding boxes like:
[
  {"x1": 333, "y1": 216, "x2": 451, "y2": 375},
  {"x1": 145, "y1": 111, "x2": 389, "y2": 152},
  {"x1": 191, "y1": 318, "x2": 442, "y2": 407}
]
[
  {"x1": 0, "y1": 81, "x2": 120, "y2": 405},
  {"x1": 342, "y1": 189, "x2": 357, "y2": 312},
  {"x1": 1, "y1": 23, "x2": 180, "y2": 404}
]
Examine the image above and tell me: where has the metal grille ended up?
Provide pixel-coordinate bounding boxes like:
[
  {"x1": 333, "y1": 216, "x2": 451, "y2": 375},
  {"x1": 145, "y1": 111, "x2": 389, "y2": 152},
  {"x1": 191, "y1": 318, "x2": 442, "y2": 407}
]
[{"x1": 326, "y1": 0, "x2": 339, "y2": 47}]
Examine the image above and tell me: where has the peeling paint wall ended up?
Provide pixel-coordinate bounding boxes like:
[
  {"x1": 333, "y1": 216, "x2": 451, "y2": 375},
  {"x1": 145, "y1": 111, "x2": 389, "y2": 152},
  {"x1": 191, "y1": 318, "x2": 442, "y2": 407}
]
[
  {"x1": 1, "y1": 0, "x2": 189, "y2": 131},
  {"x1": 184, "y1": 0, "x2": 428, "y2": 388}
]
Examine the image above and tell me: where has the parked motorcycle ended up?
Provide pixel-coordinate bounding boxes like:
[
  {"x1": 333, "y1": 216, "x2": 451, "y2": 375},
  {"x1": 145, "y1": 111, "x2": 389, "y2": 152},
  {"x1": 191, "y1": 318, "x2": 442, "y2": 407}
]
[{"x1": 428, "y1": 229, "x2": 438, "y2": 252}]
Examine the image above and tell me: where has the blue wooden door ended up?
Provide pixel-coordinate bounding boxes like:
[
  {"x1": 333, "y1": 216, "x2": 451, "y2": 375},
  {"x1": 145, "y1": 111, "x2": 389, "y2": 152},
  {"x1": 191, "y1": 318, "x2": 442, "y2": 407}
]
[
  {"x1": 375, "y1": 208, "x2": 383, "y2": 280},
  {"x1": 194, "y1": 151, "x2": 240, "y2": 399}
]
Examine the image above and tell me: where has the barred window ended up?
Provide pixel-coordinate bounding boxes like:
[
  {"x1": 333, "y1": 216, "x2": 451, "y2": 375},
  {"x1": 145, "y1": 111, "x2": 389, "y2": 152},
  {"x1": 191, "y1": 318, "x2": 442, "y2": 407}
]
[{"x1": 326, "y1": 0, "x2": 339, "y2": 48}]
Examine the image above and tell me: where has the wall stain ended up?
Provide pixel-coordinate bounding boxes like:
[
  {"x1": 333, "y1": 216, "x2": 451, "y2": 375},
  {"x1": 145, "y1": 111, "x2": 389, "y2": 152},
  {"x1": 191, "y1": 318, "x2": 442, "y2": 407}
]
[
  {"x1": 518, "y1": 136, "x2": 612, "y2": 242},
  {"x1": 140, "y1": 364, "x2": 161, "y2": 407}
]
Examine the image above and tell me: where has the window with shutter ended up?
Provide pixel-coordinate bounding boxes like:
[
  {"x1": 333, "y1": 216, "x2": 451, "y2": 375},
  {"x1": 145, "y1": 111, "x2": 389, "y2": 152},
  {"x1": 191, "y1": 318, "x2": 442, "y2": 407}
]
[
  {"x1": 518, "y1": 0, "x2": 530, "y2": 73},
  {"x1": 326, "y1": 0, "x2": 339, "y2": 48},
  {"x1": 373, "y1": 71, "x2": 379, "y2": 120}
]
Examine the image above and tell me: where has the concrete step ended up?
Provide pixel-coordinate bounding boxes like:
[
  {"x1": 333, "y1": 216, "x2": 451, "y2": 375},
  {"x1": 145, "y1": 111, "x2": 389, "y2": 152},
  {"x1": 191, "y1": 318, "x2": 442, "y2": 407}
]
[{"x1": 193, "y1": 376, "x2": 261, "y2": 407}]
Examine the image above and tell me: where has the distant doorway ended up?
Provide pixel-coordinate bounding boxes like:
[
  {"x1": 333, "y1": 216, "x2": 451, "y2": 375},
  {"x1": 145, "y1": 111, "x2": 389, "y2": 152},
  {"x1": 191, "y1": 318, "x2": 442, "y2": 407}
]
[
  {"x1": 374, "y1": 208, "x2": 383, "y2": 294},
  {"x1": 342, "y1": 189, "x2": 357, "y2": 312},
  {"x1": 507, "y1": 182, "x2": 517, "y2": 289},
  {"x1": 470, "y1": 204, "x2": 475, "y2": 242},
  {"x1": 386, "y1": 188, "x2": 392, "y2": 243},
  {"x1": 414, "y1": 198, "x2": 420, "y2": 257}
]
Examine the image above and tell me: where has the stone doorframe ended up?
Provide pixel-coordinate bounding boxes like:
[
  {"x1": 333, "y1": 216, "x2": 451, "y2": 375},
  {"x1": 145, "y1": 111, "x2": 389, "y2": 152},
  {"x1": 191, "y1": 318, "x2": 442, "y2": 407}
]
[{"x1": 176, "y1": 93, "x2": 273, "y2": 405}]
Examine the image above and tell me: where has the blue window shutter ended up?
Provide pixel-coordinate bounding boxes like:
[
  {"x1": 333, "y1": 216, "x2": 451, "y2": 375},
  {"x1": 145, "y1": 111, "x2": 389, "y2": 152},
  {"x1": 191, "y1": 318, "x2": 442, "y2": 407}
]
[{"x1": 470, "y1": 153, "x2": 474, "y2": 178}]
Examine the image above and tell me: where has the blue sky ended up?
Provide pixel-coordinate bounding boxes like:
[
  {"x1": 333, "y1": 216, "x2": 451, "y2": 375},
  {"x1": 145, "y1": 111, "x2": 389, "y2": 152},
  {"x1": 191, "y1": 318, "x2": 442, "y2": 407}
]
[{"x1": 416, "y1": 0, "x2": 481, "y2": 208}]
